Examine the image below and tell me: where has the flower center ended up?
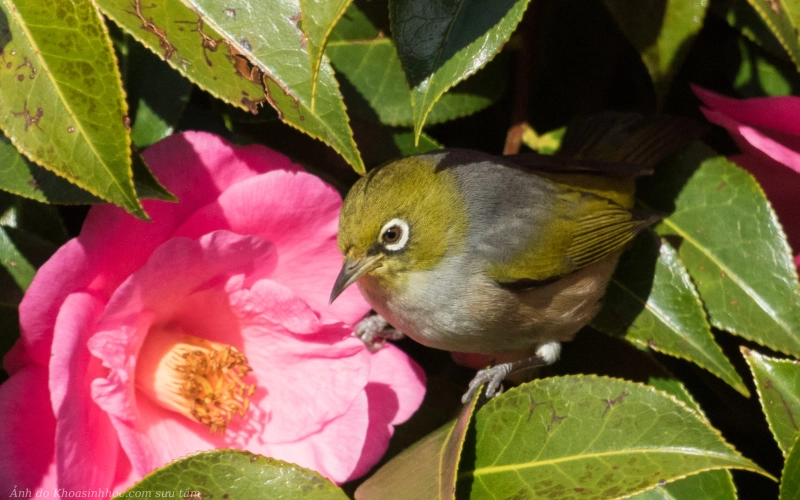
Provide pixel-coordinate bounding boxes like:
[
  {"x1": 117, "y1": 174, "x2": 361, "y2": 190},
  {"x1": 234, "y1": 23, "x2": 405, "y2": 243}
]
[{"x1": 136, "y1": 327, "x2": 255, "y2": 434}]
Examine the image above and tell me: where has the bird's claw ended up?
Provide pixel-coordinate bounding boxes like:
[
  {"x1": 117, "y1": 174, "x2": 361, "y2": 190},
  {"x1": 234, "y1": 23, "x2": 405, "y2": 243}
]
[
  {"x1": 354, "y1": 314, "x2": 404, "y2": 352},
  {"x1": 460, "y1": 343, "x2": 562, "y2": 404},
  {"x1": 461, "y1": 364, "x2": 513, "y2": 404}
]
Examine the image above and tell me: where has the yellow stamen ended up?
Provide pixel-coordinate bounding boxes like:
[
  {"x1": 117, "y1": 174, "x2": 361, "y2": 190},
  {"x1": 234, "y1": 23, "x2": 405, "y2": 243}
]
[{"x1": 136, "y1": 326, "x2": 255, "y2": 434}]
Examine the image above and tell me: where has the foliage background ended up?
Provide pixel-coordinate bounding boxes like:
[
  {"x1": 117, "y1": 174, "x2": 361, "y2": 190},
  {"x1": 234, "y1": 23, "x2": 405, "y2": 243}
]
[{"x1": 2, "y1": 0, "x2": 800, "y2": 498}]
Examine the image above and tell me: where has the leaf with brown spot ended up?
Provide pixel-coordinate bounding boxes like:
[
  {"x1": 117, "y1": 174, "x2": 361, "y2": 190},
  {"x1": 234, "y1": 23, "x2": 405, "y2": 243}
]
[
  {"x1": 180, "y1": 0, "x2": 365, "y2": 173},
  {"x1": 96, "y1": 0, "x2": 265, "y2": 113},
  {"x1": 638, "y1": 142, "x2": 800, "y2": 361},
  {"x1": 456, "y1": 376, "x2": 769, "y2": 499},
  {"x1": 742, "y1": 347, "x2": 800, "y2": 456},
  {"x1": 0, "y1": 0, "x2": 147, "y2": 218}
]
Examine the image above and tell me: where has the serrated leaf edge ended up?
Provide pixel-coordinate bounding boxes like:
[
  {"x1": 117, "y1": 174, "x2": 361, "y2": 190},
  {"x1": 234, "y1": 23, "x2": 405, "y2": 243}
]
[
  {"x1": 468, "y1": 374, "x2": 773, "y2": 480},
  {"x1": 606, "y1": 239, "x2": 749, "y2": 396},
  {"x1": 741, "y1": 345, "x2": 800, "y2": 457},
  {"x1": 744, "y1": 0, "x2": 800, "y2": 68},
  {"x1": 182, "y1": 2, "x2": 365, "y2": 173},
  {"x1": 394, "y1": 0, "x2": 531, "y2": 143},
  {"x1": 301, "y1": 0, "x2": 353, "y2": 113},
  {"x1": 0, "y1": 0, "x2": 145, "y2": 218},
  {"x1": 96, "y1": 4, "x2": 262, "y2": 113}
]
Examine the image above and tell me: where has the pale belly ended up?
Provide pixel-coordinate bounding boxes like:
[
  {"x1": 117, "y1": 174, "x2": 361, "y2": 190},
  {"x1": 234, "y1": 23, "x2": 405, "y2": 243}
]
[{"x1": 356, "y1": 252, "x2": 621, "y2": 354}]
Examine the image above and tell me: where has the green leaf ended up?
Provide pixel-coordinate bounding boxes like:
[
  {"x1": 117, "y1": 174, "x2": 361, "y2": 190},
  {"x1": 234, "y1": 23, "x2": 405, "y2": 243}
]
[
  {"x1": 116, "y1": 449, "x2": 347, "y2": 499},
  {"x1": 780, "y1": 434, "x2": 800, "y2": 500},
  {"x1": 0, "y1": 0, "x2": 146, "y2": 219},
  {"x1": 112, "y1": 29, "x2": 193, "y2": 148},
  {"x1": 0, "y1": 134, "x2": 101, "y2": 204},
  {"x1": 629, "y1": 470, "x2": 738, "y2": 500},
  {"x1": 356, "y1": 383, "x2": 481, "y2": 500},
  {"x1": 181, "y1": 0, "x2": 364, "y2": 173},
  {"x1": 742, "y1": 347, "x2": 800, "y2": 456},
  {"x1": 638, "y1": 142, "x2": 800, "y2": 360},
  {"x1": 300, "y1": 0, "x2": 353, "y2": 103},
  {"x1": 329, "y1": 39, "x2": 505, "y2": 126},
  {"x1": 96, "y1": 0, "x2": 265, "y2": 112},
  {"x1": 390, "y1": 0, "x2": 530, "y2": 141},
  {"x1": 0, "y1": 133, "x2": 175, "y2": 203},
  {"x1": 592, "y1": 233, "x2": 749, "y2": 396},
  {"x1": 521, "y1": 125, "x2": 565, "y2": 155},
  {"x1": 456, "y1": 375, "x2": 769, "y2": 498},
  {"x1": 0, "y1": 192, "x2": 64, "y2": 306},
  {"x1": 603, "y1": 0, "x2": 709, "y2": 108},
  {"x1": 713, "y1": 0, "x2": 790, "y2": 60},
  {"x1": 733, "y1": 36, "x2": 800, "y2": 96},
  {"x1": 743, "y1": 0, "x2": 800, "y2": 70}
]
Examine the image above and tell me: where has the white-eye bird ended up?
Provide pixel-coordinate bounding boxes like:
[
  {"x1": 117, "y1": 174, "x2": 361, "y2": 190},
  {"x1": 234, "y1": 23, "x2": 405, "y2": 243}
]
[{"x1": 329, "y1": 114, "x2": 698, "y2": 402}]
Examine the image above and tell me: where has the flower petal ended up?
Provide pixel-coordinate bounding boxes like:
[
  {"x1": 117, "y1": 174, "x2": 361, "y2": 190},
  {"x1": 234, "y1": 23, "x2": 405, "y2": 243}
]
[
  {"x1": 240, "y1": 322, "x2": 371, "y2": 443},
  {"x1": 693, "y1": 84, "x2": 800, "y2": 137},
  {"x1": 20, "y1": 133, "x2": 298, "y2": 369},
  {"x1": 106, "y1": 390, "x2": 223, "y2": 477},
  {"x1": 700, "y1": 108, "x2": 800, "y2": 175},
  {"x1": 266, "y1": 391, "x2": 370, "y2": 484},
  {"x1": 227, "y1": 278, "x2": 321, "y2": 335},
  {"x1": 0, "y1": 364, "x2": 58, "y2": 497},
  {"x1": 19, "y1": 239, "x2": 90, "y2": 367},
  {"x1": 172, "y1": 169, "x2": 371, "y2": 326},
  {"x1": 51, "y1": 293, "x2": 120, "y2": 492},
  {"x1": 366, "y1": 345, "x2": 426, "y2": 426}
]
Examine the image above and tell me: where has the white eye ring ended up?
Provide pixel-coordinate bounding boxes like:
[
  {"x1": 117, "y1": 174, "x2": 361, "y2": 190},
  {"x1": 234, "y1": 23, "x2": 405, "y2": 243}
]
[{"x1": 379, "y1": 218, "x2": 409, "y2": 252}]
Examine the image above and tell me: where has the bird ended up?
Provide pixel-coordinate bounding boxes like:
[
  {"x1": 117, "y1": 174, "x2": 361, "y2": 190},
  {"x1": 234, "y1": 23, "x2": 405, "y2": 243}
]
[{"x1": 329, "y1": 114, "x2": 699, "y2": 403}]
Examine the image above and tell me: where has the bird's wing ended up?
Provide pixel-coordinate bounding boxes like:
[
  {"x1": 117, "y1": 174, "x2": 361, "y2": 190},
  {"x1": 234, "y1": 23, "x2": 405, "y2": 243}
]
[{"x1": 485, "y1": 191, "x2": 658, "y2": 285}]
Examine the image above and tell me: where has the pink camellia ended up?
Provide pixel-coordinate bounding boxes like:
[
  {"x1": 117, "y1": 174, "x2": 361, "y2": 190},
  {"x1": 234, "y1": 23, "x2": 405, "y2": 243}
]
[
  {"x1": 0, "y1": 132, "x2": 425, "y2": 498},
  {"x1": 693, "y1": 85, "x2": 800, "y2": 267}
]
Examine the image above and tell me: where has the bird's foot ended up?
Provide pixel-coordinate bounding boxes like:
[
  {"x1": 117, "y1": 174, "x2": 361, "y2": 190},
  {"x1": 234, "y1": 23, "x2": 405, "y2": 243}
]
[
  {"x1": 353, "y1": 314, "x2": 404, "y2": 352},
  {"x1": 461, "y1": 342, "x2": 561, "y2": 404}
]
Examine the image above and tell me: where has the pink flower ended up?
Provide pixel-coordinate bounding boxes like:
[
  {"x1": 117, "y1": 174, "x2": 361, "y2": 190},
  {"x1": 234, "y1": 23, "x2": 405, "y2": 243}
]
[
  {"x1": 693, "y1": 85, "x2": 800, "y2": 267},
  {"x1": 0, "y1": 132, "x2": 425, "y2": 497}
]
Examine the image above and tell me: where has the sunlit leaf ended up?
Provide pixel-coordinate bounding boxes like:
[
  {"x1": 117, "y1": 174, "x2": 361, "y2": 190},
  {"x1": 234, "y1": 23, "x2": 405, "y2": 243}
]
[
  {"x1": 0, "y1": 134, "x2": 175, "y2": 203},
  {"x1": 780, "y1": 434, "x2": 800, "y2": 500},
  {"x1": 638, "y1": 142, "x2": 800, "y2": 359},
  {"x1": 180, "y1": 0, "x2": 364, "y2": 173},
  {"x1": 112, "y1": 29, "x2": 192, "y2": 148},
  {"x1": 742, "y1": 347, "x2": 800, "y2": 456},
  {"x1": 390, "y1": 0, "x2": 530, "y2": 141},
  {"x1": 97, "y1": 0, "x2": 265, "y2": 112},
  {"x1": 629, "y1": 470, "x2": 737, "y2": 500},
  {"x1": 116, "y1": 449, "x2": 347, "y2": 499},
  {"x1": 456, "y1": 375, "x2": 768, "y2": 498},
  {"x1": 300, "y1": 0, "x2": 353, "y2": 104},
  {"x1": 593, "y1": 234, "x2": 749, "y2": 396},
  {"x1": 329, "y1": 39, "x2": 505, "y2": 126},
  {"x1": 0, "y1": 0, "x2": 145, "y2": 218},
  {"x1": 604, "y1": 0, "x2": 709, "y2": 107}
]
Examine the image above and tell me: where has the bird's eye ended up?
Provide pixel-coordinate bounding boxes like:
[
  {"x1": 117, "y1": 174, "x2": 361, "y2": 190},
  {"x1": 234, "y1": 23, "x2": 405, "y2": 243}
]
[
  {"x1": 379, "y1": 219, "x2": 409, "y2": 251},
  {"x1": 383, "y1": 226, "x2": 401, "y2": 243}
]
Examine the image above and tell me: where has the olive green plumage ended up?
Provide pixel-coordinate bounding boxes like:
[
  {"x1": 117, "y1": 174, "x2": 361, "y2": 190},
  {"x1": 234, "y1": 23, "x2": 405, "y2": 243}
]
[{"x1": 330, "y1": 114, "x2": 698, "y2": 388}]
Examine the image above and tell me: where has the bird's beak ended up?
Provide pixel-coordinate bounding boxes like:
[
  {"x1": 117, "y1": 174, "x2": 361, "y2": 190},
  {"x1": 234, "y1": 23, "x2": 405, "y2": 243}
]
[{"x1": 329, "y1": 254, "x2": 384, "y2": 304}]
